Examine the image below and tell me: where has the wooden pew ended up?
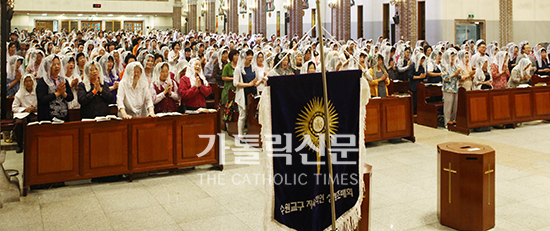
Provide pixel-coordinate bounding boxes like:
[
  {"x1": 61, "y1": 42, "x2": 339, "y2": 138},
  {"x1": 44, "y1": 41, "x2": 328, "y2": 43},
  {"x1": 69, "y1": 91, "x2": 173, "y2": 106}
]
[
  {"x1": 24, "y1": 113, "x2": 221, "y2": 193},
  {"x1": 246, "y1": 93, "x2": 262, "y2": 149},
  {"x1": 225, "y1": 88, "x2": 239, "y2": 137},
  {"x1": 365, "y1": 95, "x2": 415, "y2": 143},
  {"x1": 205, "y1": 83, "x2": 221, "y2": 109},
  {"x1": 1, "y1": 97, "x2": 15, "y2": 133},
  {"x1": 532, "y1": 75, "x2": 550, "y2": 86},
  {"x1": 448, "y1": 86, "x2": 550, "y2": 135},
  {"x1": 356, "y1": 164, "x2": 372, "y2": 231},
  {"x1": 388, "y1": 80, "x2": 410, "y2": 95},
  {"x1": 416, "y1": 82, "x2": 443, "y2": 128}
]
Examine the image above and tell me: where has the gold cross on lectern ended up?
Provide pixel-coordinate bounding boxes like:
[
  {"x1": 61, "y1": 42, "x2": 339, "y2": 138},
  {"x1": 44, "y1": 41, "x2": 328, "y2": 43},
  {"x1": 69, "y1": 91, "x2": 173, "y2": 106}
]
[
  {"x1": 443, "y1": 163, "x2": 457, "y2": 203},
  {"x1": 485, "y1": 164, "x2": 494, "y2": 205}
]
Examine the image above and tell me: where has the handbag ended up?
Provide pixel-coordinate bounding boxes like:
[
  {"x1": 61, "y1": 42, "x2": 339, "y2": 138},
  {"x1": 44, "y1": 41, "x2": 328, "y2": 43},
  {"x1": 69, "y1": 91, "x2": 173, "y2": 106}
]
[{"x1": 223, "y1": 100, "x2": 235, "y2": 122}]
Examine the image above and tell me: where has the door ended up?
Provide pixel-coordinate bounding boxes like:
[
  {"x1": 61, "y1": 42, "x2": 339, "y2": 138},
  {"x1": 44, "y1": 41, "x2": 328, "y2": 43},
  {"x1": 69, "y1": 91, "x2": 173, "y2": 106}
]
[
  {"x1": 61, "y1": 21, "x2": 78, "y2": 31},
  {"x1": 383, "y1": 4, "x2": 389, "y2": 39},
  {"x1": 455, "y1": 20, "x2": 485, "y2": 45},
  {"x1": 418, "y1": 1, "x2": 426, "y2": 40},
  {"x1": 105, "y1": 21, "x2": 121, "y2": 32},
  {"x1": 35, "y1": 20, "x2": 54, "y2": 31},
  {"x1": 357, "y1": 5, "x2": 363, "y2": 39},
  {"x1": 81, "y1": 21, "x2": 102, "y2": 31},
  {"x1": 124, "y1": 21, "x2": 143, "y2": 32}
]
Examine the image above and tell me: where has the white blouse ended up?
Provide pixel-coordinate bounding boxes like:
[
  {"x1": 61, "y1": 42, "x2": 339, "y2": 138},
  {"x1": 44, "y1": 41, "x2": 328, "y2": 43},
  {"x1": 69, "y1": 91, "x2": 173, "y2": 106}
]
[
  {"x1": 117, "y1": 83, "x2": 154, "y2": 117},
  {"x1": 12, "y1": 90, "x2": 38, "y2": 119}
]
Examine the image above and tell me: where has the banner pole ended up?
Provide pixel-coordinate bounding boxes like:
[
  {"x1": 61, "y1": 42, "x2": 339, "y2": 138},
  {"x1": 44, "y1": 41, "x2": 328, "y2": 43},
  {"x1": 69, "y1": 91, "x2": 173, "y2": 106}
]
[{"x1": 315, "y1": 1, "x2": 337, "y2": 230}]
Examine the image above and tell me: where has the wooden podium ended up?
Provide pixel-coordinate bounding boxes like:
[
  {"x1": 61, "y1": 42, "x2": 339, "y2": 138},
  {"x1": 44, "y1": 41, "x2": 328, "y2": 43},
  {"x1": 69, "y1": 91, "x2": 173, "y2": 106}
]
[{"x1": 437, "y1": 142, "x2": 495, "y2": 231}]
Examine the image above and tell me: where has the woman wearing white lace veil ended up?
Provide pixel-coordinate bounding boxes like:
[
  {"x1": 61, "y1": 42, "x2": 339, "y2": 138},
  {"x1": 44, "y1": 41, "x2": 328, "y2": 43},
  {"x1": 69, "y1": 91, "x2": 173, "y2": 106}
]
[
  {"x1": 142, "y1": 54, "x2": 155, "y2": 82},
  {"x1": 508, "y1": 58, "x2": 532, "y2": 88},
  {"x1": 178, "y1": 58, "x2": 212, "y2": 110},
  {"x1": 456, "y1": 50, "x2": 474, "y2": 91},
  {"x1": 61, "y1": 56, "x2": 81, "y2": 109},
  {"x1": 117, "y1": 62, "x2": 156, "y2": 119},
  {"x1": 473, "y1": 56, "x2": 492, "y2": 90},
  {"x1": 99, "y1": 54, "x2": 120, "y2": 104},
  {"x1": 151, "y1": 62, "x2": 180, "y2": 113},
  {"x1": 7, "y1": 55, "x2": 24, "y2": 97},
  {"x1": 36, "y1": 55, "x2": 74, "y2": 121},
  {"x1": 77, "y1": 61, "x2": 113, "y2": 119},
  {"x1": 12, "y1": 74, "x2": 38, "y2": 152},
  {"x1": 252, "y1": 50, "x2": 268, "y2": 93},
  {"x1": 26, "y1": 49, "x2": 44, "y2": 77},
  {"x1": 233, "y1": 49, "x2": 261, "y2": 138}
]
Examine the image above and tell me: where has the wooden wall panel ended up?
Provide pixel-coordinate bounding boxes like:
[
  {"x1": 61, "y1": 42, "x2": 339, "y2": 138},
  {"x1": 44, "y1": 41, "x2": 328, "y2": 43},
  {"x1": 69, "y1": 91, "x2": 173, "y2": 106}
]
[
  {"x1": 175, "y1": 114, "x2": 218, "y2": 166},
  {"x1": 26, "y1": 128, "x2": 80, "y2": 185},
  {"x1": 82, "y1": 125, "x2": 129, "y2": 176},
  {"x1": 513, "y1": 93, "x2": 532, "y2": 119},
  {"x1": 489, "y1": 93, "x2": 512, "y2": 123},
  {"x1": 131, "y1": 120, "x2": 174, "y2": 171},
  {"x1": 533, "y1": 91, "x2": 550, "y2": 117},
  {"x1": 468, "y1": 96, "x2": 489, "y2": 124}
]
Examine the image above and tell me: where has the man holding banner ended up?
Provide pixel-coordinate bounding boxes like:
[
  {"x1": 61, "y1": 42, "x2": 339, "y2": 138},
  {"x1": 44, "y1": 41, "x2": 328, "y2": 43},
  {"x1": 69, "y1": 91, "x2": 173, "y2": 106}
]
[{"x1": 259, "y1": 70, "x2": 369, "y2": 231}]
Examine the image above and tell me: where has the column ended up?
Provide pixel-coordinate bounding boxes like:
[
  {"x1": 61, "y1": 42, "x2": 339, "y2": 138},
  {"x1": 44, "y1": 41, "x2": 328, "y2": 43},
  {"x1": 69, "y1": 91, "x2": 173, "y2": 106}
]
[
  {"x1": 205, "y1": 0, "x2": 215, "y2": 32},
  {"x1": 228, "y1": 0, "x2": 238, "y2": 34},
  {"x1": 408, "y1": 0, "x2": 417, "y2": 47},
  {"x1": 499, "y1": 0, "x2": 513, "y2": 45},
  {"x1": 187, "y1": 0, "x2": 197, "y2": 33},
  {"x1": 341, "y1": 0, "x2": 351, "y2": 40},
  {"x1": 258, "y1": 0, "x2": 267, "y2": 35},
  {"x1": 331, "y1": 3, "x2": 339, "y2": 40},
  {"x1": 173, "y1": 0, "x2": 182, "y2": 30},
  {"x1": 291, "y1": 0, "x2": 303, "y2": 38}
]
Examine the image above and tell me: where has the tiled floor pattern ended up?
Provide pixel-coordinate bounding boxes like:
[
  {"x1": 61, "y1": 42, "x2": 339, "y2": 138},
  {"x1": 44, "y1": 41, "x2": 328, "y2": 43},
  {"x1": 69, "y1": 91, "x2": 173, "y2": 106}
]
[{"x1": 1, "y1": 122, "x2": 550, "y2": 230}]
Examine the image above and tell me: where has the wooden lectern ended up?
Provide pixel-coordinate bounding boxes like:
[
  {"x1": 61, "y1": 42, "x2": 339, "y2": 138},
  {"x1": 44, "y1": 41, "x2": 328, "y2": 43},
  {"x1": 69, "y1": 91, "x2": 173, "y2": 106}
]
[{"x1": 437, "y1": 142, "x2": 495, "y2": 231}]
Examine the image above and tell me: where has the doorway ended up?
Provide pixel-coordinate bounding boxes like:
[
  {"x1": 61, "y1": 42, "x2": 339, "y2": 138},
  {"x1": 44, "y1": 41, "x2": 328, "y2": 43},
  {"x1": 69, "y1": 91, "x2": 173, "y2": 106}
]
[
  {"x1": 82, "y1": 21, "x2": 102, "y2": 31},
  {"x1": 357, "y1": 5, "x2": 363, "y2": 39},
  {"x1": 383, "y1": 3, "x2": 389, "y2": 39},
  {"x1": 418, "y1": 1, "x2": 425, "y2": 40},
  {"x1": 124, "y1": 21, "x2": 143, "y2": 32},
  {"x1": 35, "y1": 20, "x2": 54, "y2": 31},
  {"x1": 455, "y1": 19, "x2": 486, "y2": 45}
]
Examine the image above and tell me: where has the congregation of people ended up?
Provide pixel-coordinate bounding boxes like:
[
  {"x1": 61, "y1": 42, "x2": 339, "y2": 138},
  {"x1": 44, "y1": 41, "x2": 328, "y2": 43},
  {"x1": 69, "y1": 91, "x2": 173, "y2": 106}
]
[{"x1": 4, "y1": 28, "x2": 550, "y2": 152}]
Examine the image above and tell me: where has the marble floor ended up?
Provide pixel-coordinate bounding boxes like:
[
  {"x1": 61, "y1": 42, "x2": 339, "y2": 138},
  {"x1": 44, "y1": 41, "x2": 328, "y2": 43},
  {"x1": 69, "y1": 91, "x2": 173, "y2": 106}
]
[{"x1": 1, "y1": 122, "x2": 550, "y2": 231}]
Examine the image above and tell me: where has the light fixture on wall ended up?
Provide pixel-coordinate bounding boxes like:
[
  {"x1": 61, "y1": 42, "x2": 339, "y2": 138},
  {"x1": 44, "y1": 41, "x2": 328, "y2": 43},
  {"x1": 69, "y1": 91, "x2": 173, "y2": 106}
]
[
  {"x1": 328, "y1": 0, "x2": 337, "y2": 9},
  {"x1": 283, "y1": 1, "x2": 291, "y2": 10},
  {"x1": 390, "y1": 0, "x2": 401, "y2": 6}
]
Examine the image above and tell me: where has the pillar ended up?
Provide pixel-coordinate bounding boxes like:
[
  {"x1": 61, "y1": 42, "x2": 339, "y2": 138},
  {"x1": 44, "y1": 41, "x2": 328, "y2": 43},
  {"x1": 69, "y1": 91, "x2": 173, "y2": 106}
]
[
  {"x1": 331, "y1": 4, "x2": 339, "y2": 40},
  {"x1": 499, "y1": 0, "x2": 513, "y2": 46},
  {"x1": 289, "y1": 0, "x2": 303, "y2": 38},
  {"x1": 228, "y1": 0, "x2": 239, "y2": 34},
  {"x1": 173, "y1": 0, "x2": 182, "y2": 31},
  {"x1": 187, "y1": 0, "x2": 197, "y2": 33},
  {"x1": 341, "y1": 0, "x2": 351, "y2": 41},
  {"x1": 258, "y1": 0, "x2": 267, "y2": 35},
  {"x1": 408, "y1": 0, "x2": 418, "y2": 47},
  {"x1": 206, "y1": 0, "x2": 216, "y2": 32}
]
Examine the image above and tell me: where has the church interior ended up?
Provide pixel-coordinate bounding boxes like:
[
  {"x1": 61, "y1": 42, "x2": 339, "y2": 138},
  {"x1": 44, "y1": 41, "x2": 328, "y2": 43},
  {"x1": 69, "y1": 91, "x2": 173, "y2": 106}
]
[{"x1": 1, "y1": 0, "x2": 550, "y2": 230}]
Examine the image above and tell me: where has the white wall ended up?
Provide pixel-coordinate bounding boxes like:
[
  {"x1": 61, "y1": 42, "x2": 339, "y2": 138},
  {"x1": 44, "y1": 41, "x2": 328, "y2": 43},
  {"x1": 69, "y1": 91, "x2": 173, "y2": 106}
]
[
  {"x1": 513, "y1": 0, "x2": 550, "y2": 44},
  {"x1": 15, "y1": 0, "x2": 173, "y2": 14}
]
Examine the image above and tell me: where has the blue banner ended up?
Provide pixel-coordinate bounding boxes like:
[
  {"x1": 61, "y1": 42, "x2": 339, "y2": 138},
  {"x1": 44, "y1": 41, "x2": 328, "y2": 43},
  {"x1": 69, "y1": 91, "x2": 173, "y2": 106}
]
[{"x1": 269, "y1": 70, "x2": 362, "y2": 231}]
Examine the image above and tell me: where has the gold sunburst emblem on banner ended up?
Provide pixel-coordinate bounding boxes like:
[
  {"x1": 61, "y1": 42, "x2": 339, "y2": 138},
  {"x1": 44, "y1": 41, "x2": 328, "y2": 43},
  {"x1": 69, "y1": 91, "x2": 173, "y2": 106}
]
[{"x1": 295, "y1": 97, "x2": 339, "y2": 174}]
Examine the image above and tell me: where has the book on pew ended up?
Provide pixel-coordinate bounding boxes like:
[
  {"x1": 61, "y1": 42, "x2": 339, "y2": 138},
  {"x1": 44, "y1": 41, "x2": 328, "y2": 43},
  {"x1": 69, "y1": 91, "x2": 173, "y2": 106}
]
[
  {"x1": 197, "y1": 108, "x2": 217, "y2": 113},
  {"x1": 518, "y1": 84, "x2": 530, "y2": 88},
  {"x1": 156, "y1": 112, "x2": 183, "y2": 117},
  {"x1": 184, "y1": 110, "x2": 200, "y2": 115},
  {"x1": 27, "y1": 121, "x2": 52, "y2": 126}
]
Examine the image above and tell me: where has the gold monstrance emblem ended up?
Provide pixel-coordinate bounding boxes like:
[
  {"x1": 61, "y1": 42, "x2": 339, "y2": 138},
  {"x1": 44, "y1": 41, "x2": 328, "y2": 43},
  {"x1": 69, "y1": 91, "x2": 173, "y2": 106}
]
[{"x1": 295, "y1": 97, "x2": 339, "y2": 174}]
